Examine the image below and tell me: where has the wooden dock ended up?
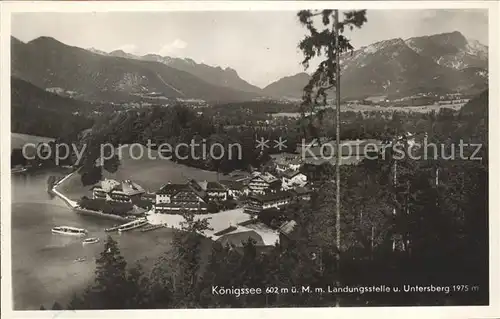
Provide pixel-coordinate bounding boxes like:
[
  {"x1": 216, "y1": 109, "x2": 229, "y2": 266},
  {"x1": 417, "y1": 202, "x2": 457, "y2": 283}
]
[
  {"x1": 104, "y1": 218, "x2": 146, "y2": 232},
  {"x1": 140, "y1": 224, "x2": 166, "y2": 232}
]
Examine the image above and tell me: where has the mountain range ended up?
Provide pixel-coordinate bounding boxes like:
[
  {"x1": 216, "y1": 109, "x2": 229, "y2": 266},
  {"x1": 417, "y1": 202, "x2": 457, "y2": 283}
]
[
  {"x1": 12, "y1": 36, "x2": 259, "y2": 103},
  {"x1": 87, "y1": 48, "x2": 263, "y2": 94},
  {"x1": 263, "y1": 31, "x2": 488, "y2": 99},
  {"x1": 11, "y1": 31, "x2": 488, "y2": 103}
]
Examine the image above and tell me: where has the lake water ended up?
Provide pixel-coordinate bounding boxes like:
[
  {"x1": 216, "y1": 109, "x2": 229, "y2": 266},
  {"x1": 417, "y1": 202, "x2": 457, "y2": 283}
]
[{"x1": 11, "y1": 170, "x2": 175, "y2": 310}]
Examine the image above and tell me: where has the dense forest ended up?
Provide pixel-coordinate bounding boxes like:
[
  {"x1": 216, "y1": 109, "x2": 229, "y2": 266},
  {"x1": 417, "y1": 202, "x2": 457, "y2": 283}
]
[
  {"x1": 11, "y1": 77, "x2": 98, "y2": 138},
  {"x1": 205, "y1": 100, "x2": 300, "y2": 126}
]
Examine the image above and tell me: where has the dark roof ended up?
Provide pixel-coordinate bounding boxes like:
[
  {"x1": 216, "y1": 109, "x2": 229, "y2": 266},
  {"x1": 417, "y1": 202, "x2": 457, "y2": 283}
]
[
  {"x1": 281, "y1": 170, "x2": 303, "y2": 179},
  {"x1": 229, "y1": 170, "x2": 252, "y2": 179},
  {"x1": 250, "y1": 172, "x2": 278, "y2": 184},
  {"x1": 120, "y1": 180, "x2": 145, "y2": 196},
  {"x1": 278, "y1": 220, "x2": 297, "y2": 236},
  {"x1": 214, "y1": 226, "x2": 238, "y2": 236},
  {"x1": 277, "y1": 158, "x2": 302, "y2": 166},
  {"x1": 303, "y1": 158, "x2": 329, "y2": 166},
  {"x1": 206, "y1": 181, "x2": 226, "y2": 191},
  {"x1": 272, "y1": 153, "x2": 303, "y2": 166},
  {"x1": 216, "y1": 230, "x2": 265, "y2": 247},
  {"x1": 291, "y1": 187, "x2": 311, "y2": 195},
  {"x1": 157, "y1": 183, "x2": 191, "y2": 195}
]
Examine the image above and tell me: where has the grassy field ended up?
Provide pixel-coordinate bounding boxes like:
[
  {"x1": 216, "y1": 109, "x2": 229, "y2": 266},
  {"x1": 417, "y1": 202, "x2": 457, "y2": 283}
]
[{"x1": 56, "y1": 144, "x2": 219, "y2": 201}]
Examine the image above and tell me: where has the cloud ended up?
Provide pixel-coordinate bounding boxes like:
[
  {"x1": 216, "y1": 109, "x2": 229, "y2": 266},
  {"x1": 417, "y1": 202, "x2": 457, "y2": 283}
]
[
  {"x1": 114, "y1": 44, "x2": 138, "y2": 53},
  {"x1": 158, "y1": 39, "x2": 188, "y2": 57}
]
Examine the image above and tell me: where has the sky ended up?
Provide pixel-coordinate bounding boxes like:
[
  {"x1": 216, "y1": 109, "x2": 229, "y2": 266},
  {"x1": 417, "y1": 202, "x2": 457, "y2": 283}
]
[{"x1": 12, "y1": 9, "x2": 488, "y2": 88}]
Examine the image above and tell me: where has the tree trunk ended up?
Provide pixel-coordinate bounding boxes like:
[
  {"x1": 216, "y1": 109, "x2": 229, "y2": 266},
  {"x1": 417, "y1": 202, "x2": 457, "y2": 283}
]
[{"x1": 334, "y1": 8, "x2": 341, "y2": 308}]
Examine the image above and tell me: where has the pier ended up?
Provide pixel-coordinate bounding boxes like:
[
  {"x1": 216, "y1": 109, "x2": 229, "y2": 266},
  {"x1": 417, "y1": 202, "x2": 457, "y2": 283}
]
[
  {"x1": 105, "y1": 218, "x2": 148, "y2": 233},
  {"x1": 140, "y1": 224, "x2": 167, "y2": 232}
]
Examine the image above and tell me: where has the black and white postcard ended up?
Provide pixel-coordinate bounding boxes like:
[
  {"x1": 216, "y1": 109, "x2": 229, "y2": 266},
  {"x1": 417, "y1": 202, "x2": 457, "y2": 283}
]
[{"x1": 1, "y1": 1, "x2": 499, "y2": 318}]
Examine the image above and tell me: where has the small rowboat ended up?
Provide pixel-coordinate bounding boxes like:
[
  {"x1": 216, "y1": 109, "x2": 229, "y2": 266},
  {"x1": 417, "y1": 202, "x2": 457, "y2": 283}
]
[{"x1": 82, "y1": 237, "x2": 100, "y2": 245}]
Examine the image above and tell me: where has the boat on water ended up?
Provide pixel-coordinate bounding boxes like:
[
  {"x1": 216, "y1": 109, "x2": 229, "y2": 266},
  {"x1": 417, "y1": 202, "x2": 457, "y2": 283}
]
[
  {"x1": 117, "y1": 218, "x2": 148, "y2": 233},
  {"x1": 74, "y1": 257, "x2": 86, "y2": 262},
  {"x1": 104, "y1": 224, "x2": 120, "y2": 232},
  {"x1": 82, "y1": 237, "x2": 100, "y2": 245},
  {"x1": 52, "y1": 226, "x2": 88, "y2": 236},
  {"x1": 11, "y1": 167, "x2": 28, "y2": 174}
]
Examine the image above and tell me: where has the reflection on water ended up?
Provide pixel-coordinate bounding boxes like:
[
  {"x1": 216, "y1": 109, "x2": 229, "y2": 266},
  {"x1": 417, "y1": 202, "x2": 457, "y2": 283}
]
[{"x1": 11, "y1": 171, "x2": 173, "y2": 310}]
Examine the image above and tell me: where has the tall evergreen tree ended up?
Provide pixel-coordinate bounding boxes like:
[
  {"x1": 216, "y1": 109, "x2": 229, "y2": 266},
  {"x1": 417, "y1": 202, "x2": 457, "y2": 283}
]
[
  {"x1": 297, "y1": 12, "x2": 368, "y2": 299},
  {"x1": 124, "y1": 263, "x2": 153, "y2": 309},
  {"x1": 297, "y1": 9, "x2": 367, "y2": 128},
  {"x1": 197, "y1": 242, "x2": 239, "y2": 307},
  {"x1": 150, "y1": 211, "x2": 212, "y2": 308},
  {"x1": 82, "y1": 235, "x2": 129, "y2": 309}
]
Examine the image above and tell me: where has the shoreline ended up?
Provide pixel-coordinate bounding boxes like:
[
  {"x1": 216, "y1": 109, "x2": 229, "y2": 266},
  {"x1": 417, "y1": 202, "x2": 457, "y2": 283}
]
[
  {"x1": 52, "y1": 171, "x2": 140, "y2": 223},
  {"x1": 52, "y1": 171, "x2": 79, "y2": 208},
  {"x1": 72, "y1": 207, "x2": 131, "y2": 222}
]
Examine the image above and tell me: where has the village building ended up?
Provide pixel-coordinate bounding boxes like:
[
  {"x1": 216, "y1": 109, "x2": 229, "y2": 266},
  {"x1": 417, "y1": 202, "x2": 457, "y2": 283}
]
[
  {"x1": 92, "y1": 179, "x2": 145, "y2": 203},
  {"x1": 214, "y1": 222, "x2": 280, "y2": 253},
  {"x1": 226, "y1": 170, "x2": 253, "y2": 183},
  {"x1": 220, "y1": 180, "x2": 249, "y2": 199},
  {"x1": 195, "y1": 180, "x2": 228, "y2": 201},
  {"x1": 278, "y1": 220, "x2": 297, "y2": 249},
  {"x1": 438, "y1": 98, "x2": 470, "y2": 105},
  {"x1": 270, "y1": 152, "x2": 303, "y2": 173},
  {"x1": 248, "y1": 172, "x2": 281, "y2": 194},
  {"x1": 244, "y1": 191, "x2": 294, "y2": 214},
  {"x1": 155, "y1": 182, "x2": 208, "y2": 214},
  {"x1": 281, "y1": 170, "x2": 308, "y2": 190}
]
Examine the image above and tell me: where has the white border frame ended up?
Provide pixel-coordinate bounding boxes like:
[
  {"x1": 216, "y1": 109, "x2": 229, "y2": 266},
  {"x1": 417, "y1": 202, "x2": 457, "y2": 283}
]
[{"x1": 1, "y1": 1, "x2": 499, "y2": 318}]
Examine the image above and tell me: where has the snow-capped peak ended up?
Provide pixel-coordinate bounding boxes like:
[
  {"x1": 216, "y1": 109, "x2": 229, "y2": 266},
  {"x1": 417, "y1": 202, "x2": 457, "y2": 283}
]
[
  {"x1": 362, "y1": 38, "x2": 405, "y2": 54},
  {"x1": 87, "y1": 47, "x2": 108, "y2": 55},
  {"x1": 466, "y1": 39, "x2": 488, "y2": 57},
  {"x1": 403, "y1": 33, "x2": 488, "y2": 70},
  {"x1": 404, "y1": 39, "x2": 422, "y2": 54}
]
